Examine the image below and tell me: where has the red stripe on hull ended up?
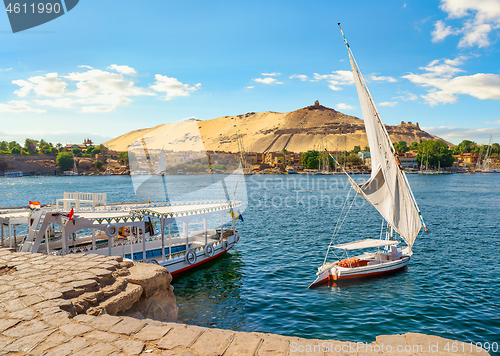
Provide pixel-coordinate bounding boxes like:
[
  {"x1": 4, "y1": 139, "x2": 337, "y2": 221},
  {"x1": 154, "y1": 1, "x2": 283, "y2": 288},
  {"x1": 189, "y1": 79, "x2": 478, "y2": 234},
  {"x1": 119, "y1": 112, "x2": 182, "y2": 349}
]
[
  {"x1": 336, "y1": 264, "x2": 407, "y2": 281},
  {"x1": 169, "y1": 245, "x2": 233, "y2": 277}
]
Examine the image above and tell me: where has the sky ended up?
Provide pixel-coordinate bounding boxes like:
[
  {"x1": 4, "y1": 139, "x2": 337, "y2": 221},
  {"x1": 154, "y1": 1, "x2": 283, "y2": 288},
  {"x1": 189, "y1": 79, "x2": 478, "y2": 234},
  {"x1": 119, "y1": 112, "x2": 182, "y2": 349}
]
[{"x1": 1, "y1": 0, "x2": 500, "y2": 145}]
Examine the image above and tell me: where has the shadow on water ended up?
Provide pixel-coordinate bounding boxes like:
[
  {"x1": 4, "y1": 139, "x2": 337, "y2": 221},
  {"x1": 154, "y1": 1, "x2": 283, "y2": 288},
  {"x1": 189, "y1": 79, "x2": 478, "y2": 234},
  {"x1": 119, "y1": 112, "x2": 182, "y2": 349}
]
[{"x1": 172, "y1": 250, "x2": 246, "y2": 329}]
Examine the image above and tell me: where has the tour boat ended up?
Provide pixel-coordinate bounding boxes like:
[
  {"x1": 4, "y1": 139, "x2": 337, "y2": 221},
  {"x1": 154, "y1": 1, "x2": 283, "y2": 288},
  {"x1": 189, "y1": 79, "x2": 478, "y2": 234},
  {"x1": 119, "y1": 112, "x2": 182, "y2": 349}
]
[
  {"x1": 19, "y1": 199, "x2": 242, "y2": 277},
  {"x1": 4, "y1": 171, "x2": 23, "y2": 177},
  {"x1": 309, "y1": 25, "x2": 427, "y2": 288}
]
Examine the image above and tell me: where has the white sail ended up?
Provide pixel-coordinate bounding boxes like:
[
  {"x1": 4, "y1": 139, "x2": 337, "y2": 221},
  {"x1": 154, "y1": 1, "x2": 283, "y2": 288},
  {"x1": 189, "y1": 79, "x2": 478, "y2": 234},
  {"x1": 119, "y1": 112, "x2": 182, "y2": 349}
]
[
  {"x1": 340, "y1": 27, "x2": 422, "y2": 248},
  {"x1": 156, "y1": 148, "x2": 166, "y2": 174}
]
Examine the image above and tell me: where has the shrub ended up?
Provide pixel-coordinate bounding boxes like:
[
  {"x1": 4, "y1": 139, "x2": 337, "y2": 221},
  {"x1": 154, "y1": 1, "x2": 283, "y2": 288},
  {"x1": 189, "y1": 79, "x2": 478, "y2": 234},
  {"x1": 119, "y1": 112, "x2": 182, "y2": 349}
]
[
  {"x1": 56, "y1": 152, "x2": 74, "y2": 171},
  {"x1": 10, "y1": 147, "x2": 21, "y2": 154}
]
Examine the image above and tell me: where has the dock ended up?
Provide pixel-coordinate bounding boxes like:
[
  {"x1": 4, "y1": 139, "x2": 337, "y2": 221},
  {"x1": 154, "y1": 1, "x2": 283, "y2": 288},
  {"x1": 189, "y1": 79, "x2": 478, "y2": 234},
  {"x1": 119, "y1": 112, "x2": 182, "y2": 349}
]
[{"x1": 0, "y1": 248, "x2": 490, "y2": 355}]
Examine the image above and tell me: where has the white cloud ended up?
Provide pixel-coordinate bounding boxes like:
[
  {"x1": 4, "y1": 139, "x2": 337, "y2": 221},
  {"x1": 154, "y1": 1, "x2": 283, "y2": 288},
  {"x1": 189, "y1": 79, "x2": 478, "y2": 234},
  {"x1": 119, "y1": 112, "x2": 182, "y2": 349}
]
[
  {"x1": 108, "y1": 64, "x2": 138, "y2": 76},
  {"x1": 0, "y1": 68, "x2": 12, "y2": 72},
  {"x1": 2, "y1": 65, "x2": 198, "y2": 113},
  {"x1": 379, "y1": 101, "x2": 398, "y2": 107},
  {"x1": 404, "y1": 57, "x2": 500, "y2": 105},
  {"x1": 0, "y1": 100, "x2": 45, "y2": 113},
  {"x1": 261, "y1": 72, "x2": 281, "y2": 76},
  {"x1": 246, "y1": 86, "x2": 254, "y2": 89},
  {"x1": 433, "y1": 0, "x2": 500, "y2": 48},
  {"x1": 369, "y1": 74, "x2": 397, "y2": 83},
  {"x1": 393, "y1": 92, "x2": 418, "y2": 101},
  {"x1": 150, "y1": 75, "x2": 201, "y2": 101},
  {"x1": 422, "y1": 125, "x2": 500, "y2": 143},
  {"x1": 289, "y1": 74, "x2": 309, "y2": 81},
  {"x1": 254, "y1": 77, "x2": 283, "y2": 84},
  {"x1": 336, "y1": 103, "x2": 354, "y2": 110},
  {"x1": 431, "y1": 20, "x2": 461, "y2": 42},
  {"x1": 494, "y1": 120, "x2": 500, "y2": 124},
  {"x1": 313, "y1": 70, "x2": 354, "y2": 91},
  {"x1": 13, "y1": 73, "x2": 67, "y2": 97}
]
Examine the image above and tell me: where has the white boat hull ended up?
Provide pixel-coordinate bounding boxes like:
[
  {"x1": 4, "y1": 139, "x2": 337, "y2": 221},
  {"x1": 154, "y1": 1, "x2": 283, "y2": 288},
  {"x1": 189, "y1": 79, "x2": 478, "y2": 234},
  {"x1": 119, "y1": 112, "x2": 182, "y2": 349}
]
[{"x1": 309, "y1": 255, "x2": 410, "y2": 288}]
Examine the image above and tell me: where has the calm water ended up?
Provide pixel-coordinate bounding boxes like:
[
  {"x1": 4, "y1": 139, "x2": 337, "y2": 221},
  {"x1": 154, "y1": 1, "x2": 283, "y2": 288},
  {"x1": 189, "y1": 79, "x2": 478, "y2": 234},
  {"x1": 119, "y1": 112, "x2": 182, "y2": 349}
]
[{"x1": 1, "y1": 174, "x2": 499, "y2": 350}]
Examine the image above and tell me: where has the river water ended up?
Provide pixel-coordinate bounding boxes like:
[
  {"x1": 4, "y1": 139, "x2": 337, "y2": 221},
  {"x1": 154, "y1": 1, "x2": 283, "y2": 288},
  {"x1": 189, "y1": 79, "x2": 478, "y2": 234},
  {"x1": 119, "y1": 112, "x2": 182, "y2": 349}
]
[{"x1": 1, "y1": 174, "x2": 499, "y2": 351}]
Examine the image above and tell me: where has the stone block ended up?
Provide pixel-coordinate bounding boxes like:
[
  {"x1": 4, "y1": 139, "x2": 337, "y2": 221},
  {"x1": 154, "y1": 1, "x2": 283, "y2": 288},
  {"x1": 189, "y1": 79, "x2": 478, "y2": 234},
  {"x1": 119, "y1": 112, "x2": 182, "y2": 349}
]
[
  {"x1": 44, "y1": 336, "x2": 90, "y2": 356},
  {"x1": 156, "y1": 325, "x2": 203, "y2": 350},
  {"x1": 134, "y1": 323, "x2": 171, "y2": 341},
  {"x1": 108, "y1": 316, "x2": 146, "y2": 335},
  {"x1": 3, "y1": 319, "x2": 49, "y2": 338},
  {"x1": 90, "y1": 314, "x2": 122, "y2": 331},
  {"x1": 60, "y1": 322, "x2": 93, "y2": 336},
  {"x1": 3, "y1": 328, "x2": 55, "y2": 353},
  {"x1": 84, "y1": 330, "x2": 120, "y2": 343},
  {"x1": 190, "y1": 329, "x2": 234, "y2": 356},
  {"x1": 223, "y1": 331, "x2": 262, "y2": 356},
  {"x1": 114, "y1": 339, "x2": 145, "y2": 355}
]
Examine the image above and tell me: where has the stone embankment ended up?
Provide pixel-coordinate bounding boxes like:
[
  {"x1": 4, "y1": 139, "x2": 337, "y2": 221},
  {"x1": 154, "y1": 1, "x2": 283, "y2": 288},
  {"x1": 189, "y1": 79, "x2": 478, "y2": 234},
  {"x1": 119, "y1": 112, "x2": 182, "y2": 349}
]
[{"x1": 0, "y1": 248, "x2": 490, "y2": 355}]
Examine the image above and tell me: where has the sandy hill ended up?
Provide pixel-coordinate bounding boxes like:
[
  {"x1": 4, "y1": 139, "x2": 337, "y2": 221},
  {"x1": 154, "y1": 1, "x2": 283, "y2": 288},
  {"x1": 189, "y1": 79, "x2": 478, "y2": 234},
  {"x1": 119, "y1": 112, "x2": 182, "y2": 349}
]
[{"x1": 105, "y1": 101, "x2": 448, "y2": 153}]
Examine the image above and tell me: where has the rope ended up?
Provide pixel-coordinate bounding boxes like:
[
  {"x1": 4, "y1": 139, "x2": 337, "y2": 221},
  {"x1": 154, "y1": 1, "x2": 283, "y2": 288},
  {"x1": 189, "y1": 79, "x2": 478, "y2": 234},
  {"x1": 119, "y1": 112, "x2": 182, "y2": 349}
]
[{"x1": 322, "y1": 188, "x2": 358, "y2": 265}]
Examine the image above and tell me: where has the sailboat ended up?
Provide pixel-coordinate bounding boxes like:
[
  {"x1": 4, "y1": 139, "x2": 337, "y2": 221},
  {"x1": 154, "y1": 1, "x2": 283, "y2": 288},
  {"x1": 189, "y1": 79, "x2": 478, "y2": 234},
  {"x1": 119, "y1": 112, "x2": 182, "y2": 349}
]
[
  {"x1": 63, "y1": 152, "x2": 78, "y2": 176},
  {"x1": 309, "y1": 24, "x2": 427, "y2": 288}
]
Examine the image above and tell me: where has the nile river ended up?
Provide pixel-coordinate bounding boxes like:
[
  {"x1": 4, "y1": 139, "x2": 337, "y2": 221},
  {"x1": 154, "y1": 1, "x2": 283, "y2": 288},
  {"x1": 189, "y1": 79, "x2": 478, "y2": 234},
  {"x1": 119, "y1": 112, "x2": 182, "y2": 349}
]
[{"x1": 1, "y1": 174, "x2": 499, "y2": 351}]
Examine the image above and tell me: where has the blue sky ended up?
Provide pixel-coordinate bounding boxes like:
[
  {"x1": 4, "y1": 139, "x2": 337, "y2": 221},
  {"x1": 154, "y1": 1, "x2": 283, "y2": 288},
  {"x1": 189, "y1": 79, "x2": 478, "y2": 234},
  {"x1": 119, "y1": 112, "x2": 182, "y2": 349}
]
[{"x1": 1, "y1": 0, "x2": 500, "y2": 145}]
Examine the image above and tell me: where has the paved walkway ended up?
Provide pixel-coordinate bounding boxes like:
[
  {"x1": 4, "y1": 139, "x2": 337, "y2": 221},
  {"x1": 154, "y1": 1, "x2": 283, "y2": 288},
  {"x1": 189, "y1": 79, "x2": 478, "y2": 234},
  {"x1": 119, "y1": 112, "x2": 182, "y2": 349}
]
[{"x1": 0, "y1": 249, "x2": 490, "y2": 355}]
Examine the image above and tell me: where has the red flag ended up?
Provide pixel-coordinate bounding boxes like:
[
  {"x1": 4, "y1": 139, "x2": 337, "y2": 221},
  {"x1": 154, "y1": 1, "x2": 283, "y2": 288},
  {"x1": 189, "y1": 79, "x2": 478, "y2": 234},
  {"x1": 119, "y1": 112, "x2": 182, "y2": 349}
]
[
  {"x1": 29, "y1": 201, "x2": 40, "y2": 209},
  {"x1": 68, "y1": 208, "x2": 74, "y2": 221}
]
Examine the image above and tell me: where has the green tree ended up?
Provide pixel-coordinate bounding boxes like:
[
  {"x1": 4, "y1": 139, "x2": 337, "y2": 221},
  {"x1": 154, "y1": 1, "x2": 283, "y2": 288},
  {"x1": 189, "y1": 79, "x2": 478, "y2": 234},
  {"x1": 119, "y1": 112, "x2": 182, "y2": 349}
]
[
  {"x1": 351, "y1": 145, "x2": 361, "y2": 154},
  {"x1": 492, "y1": 143, "x2": 499, "y2": 154},
  {"x1": 11, "y1": 147, "x2": 21, "y2": 154},
  {"x1": 49, "y1": 147, "x2": 58, "y2": 155},
  {"x1": 363, "y1": 146, "x2": 370, "y2": 152},
  {"x1": 92, "y1": 148, "x2": 102, "y2": 155},
  {"x1": 347, "y1": 153, "x2": 362, "y2": 165},
  {"x1": 93, "y1": 160, "x2": 104, "y2": 171},
  {"x1": 56, "y1": 152, "x2": 74, "y2": 171},
  {"x1": 409, "y1": 142, "x2": 418, "y2": 151},
  {"x1": 0, "y1": 141, "x2": 8, "y2": 151},
  {"x1": 300, "y1": 150, "x2": 320, "y2": 169},
  {"x1": 455, "y1": 140, "x2": 476, "y2": 154},
  {"x1": 119, "y1": 151, "x2": 129, "y2": 164},
  {"x1": 394, "y1": 141, "x2": 409, "y2": 153},
  {"x1": 72, "y1": 148, "x2": 82, "y2": 157},
  {"x1": 417, "y1": 140, "x2": 455, "y2": 168},
  {"x1": 8, "y1": 141, "x2": 20, "y2": 151},
  {"x1": 24, "y1": 138, "x2": 39, "y2": 153},
  {"x1": 86, "y1": 146, "x2": 95, "y2": 154}
]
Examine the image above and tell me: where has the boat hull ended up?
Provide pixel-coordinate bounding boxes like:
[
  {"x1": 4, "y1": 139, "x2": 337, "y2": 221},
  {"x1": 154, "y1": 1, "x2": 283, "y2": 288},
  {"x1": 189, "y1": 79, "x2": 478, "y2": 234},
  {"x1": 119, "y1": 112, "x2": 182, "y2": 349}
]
[{"x1": 309, "y1": 256, "x2": 410, "y2": 288}]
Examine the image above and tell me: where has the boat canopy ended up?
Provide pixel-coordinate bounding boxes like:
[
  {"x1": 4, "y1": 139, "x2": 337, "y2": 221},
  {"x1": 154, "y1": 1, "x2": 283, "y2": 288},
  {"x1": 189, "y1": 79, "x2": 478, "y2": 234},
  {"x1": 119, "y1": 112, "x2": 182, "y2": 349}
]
[{"x1": 334, "y1": 239, "x2": 399, "y2": 250}]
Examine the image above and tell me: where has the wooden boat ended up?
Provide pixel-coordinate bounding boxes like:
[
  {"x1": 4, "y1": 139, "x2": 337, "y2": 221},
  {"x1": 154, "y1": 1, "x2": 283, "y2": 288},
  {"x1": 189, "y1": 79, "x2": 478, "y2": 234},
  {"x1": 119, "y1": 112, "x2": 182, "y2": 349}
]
[
  {"x1": 309, "y1": 25, "x2": 427, "y2": 288},
  {"x1": 19, "y1": 200, "x2": 242, "y2": 277},
  {"x1": 4, "y1": 171, "x2": 23, "y2": 177}
]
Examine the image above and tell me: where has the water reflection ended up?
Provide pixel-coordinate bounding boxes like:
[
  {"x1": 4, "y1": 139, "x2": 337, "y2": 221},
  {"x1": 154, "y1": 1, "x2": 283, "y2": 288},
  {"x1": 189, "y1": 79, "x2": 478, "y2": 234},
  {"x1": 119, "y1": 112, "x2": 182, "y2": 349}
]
[{"x1": 173, "y1": 250, "x2": 245, "y2": 329}]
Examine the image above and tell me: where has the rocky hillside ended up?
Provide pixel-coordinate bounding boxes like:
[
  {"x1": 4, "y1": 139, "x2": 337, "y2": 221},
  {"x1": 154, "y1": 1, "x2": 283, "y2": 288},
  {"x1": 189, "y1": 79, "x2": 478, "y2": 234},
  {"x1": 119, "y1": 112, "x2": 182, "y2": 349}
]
[{"x1": 105, "y1": 101, "x2": 450, "y2": 153}]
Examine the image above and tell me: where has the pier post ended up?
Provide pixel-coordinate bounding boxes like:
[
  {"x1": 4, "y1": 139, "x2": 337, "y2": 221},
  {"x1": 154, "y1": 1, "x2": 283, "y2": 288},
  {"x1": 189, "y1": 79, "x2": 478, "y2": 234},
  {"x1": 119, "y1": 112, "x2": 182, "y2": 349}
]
[
  {"x1": 220, "y1": 215, "x2": 224, "y2": 241},
  {"x1": 168, "y1": 223, "x2": 171, "y2": 258},
  {"x1": 62, "y1": 226, "x2": 68, "y2": 255},
  {"x1": 1, "y1": 225, "x2": 3, "y2": 247},
  {"x1": 92, "y1": 229, "x2": 96, "y2": 251},
  {"x1": 204, "y1": 218, "x2": 207, "y2": 247},
  {"x1": 108, "y1": 233, "x2": 112, "y2": 256},
  {"x1": 8, "y1": 224, "x2": 12, "y2": 248},
  {"x1": 142, "y1": 224, "x2": 146, "y2": 262},
  {"x1": 185, "y1": 222, "x2": 189, "y2": 251},
  {"x1": 161, "y1": 216, "x2": 165, "y2": 262},
  {"x1": 130, "y1": 227, "x2": 134, "y2": 262},
  {"x1": 45, "y1": 229, "x2": 50, "y2": 254}
]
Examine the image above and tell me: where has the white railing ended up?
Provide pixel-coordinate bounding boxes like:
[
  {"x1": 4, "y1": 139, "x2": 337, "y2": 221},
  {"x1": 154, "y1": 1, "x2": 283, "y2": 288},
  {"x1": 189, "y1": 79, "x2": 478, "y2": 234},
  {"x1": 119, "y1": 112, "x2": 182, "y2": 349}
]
[{"x1": 56, "y1": 192, "x2": 107, "y2": 210}]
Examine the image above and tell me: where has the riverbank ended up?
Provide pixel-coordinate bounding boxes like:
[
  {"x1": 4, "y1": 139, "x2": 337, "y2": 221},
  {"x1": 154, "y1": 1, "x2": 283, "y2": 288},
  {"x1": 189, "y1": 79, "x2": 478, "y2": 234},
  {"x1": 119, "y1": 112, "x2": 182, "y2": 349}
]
[{"x1": 0, "y1": 248, "x2": 491, "y2": 355}]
